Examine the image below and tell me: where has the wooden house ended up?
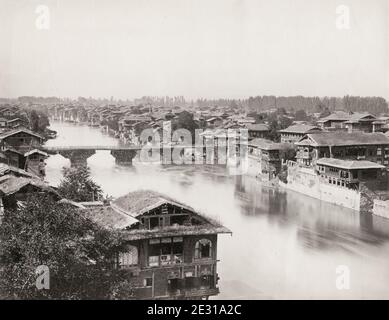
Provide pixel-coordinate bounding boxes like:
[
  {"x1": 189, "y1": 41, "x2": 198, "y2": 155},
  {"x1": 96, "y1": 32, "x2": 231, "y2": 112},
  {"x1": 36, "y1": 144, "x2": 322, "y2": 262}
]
[
  {"x1": 85, "y1": 190, "x2": 231, "y2": 300},
  {"x1": 279, "y1": 124, "x2": 322, "y2": 144},
  {"x1": 296, "y1": 132, "x2": 389, "y2": 167}
]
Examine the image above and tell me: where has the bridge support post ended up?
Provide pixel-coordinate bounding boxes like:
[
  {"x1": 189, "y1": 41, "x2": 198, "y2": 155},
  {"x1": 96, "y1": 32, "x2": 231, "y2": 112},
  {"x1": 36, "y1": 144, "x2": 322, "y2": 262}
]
[
  {"x1": 59, "y1": 150, "x2": 96, "y2": 167},
  {"x1": 110, "y1": 149, "x2": 137, "y2": 166}
]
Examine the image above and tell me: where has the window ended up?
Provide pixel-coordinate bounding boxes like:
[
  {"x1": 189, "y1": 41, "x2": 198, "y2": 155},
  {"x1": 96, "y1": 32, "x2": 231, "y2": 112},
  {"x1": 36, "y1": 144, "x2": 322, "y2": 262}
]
[
  {"x1": 195, "y1": 239, "x2": 212, "y2": 259},
  {"x1": 118, "y1": 245, "x2": 138, "y2": 268},
  {"x1": 149, "y1": 217, "x2": 159, "y2": 229},
  {"x1": 148, "y1": 237, "x2": 184, "y2": 266},
  {"x1": 149, "y1": 239, "x2": 161, "y2": 266},
  {"x1": 144, "y1": 278, "x2": 153, "y2": 287}
]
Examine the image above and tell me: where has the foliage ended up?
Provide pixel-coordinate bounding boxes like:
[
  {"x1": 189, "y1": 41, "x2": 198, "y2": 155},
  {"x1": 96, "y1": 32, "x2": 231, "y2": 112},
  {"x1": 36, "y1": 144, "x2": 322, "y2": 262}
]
[
  {"x1": 294, "y1": 109, "x2": 309, "y2": 121},
  {"x1": 29, "y1": 110, "x2": 50, "y2": 133},
  {"x1": 172, "y1": 111, "x2": 199, "y2": 143},
  {"x1": 246, "y1": 95, "x2": 388, "y2": 115},
  {"x1": 0, "y1": 194, "x2": 126, "y2": 299},
  {"x1": 266, "y1": 113, "x2": 293, "y2": 142},
  {"x1": 58, "y1": 166, "x2": 103, "y2": 202}
]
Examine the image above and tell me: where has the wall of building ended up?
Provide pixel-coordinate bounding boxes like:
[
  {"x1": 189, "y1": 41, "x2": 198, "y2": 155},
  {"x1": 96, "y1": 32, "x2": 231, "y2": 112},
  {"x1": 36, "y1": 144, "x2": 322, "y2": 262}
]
[
  {"x1": 125, "y1": 234, "x2": 218, "y2": 299},
  {"x1": 373, "y1": 200, "x2": 389, "y2": 219},
  {"x1": 285, "y1": 165, "x2": 361, "y2": 211}
]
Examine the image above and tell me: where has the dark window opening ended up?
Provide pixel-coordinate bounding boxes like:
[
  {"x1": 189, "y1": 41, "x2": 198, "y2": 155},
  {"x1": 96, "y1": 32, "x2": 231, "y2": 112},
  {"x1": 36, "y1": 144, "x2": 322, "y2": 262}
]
[
  {"x1": 195, "y1": 239, "x2": 212, "y2": 259},
  {"x1": 201, "y1": 243, "x2": 211, "y2": 258},
  {"x1": 144, "y1": 278, "x2": 153, "y2": 287},
  {"x1": 149, "y1": 244, "x2": 160, "y2": 257},
  {"x1": 170, "y1": 215, "x2": 187, "y2": 226},
  {"x1": 149, "y1": 217, "x2": 159, "y2": 229},
  {"x1": 172, "y1": 242, "x2": 183, "y2": 255}
]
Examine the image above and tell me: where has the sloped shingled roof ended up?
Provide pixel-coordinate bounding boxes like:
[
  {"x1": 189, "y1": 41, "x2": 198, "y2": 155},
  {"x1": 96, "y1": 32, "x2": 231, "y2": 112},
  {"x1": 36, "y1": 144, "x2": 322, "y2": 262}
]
[
  {"x1": 316, "y1": 158, "x2": 385, "y2": 170},
  {"x1": 0, "y1": 174, "x2": 58, "y2": 196},
  {"x1": 317, "y1": 111, "x2": 351, "y2": 122},
  {"x1": 84, "y1": 190, "x2": 232, "y2": 236},
  {"x1": 0, "y1": 128, "x2": 44, "y2": 140},
  {"x1": 112, "y1": 190, "x2": 194, "y2": 217},
  {"x1": 247, "y1": 124, "x2": 270, "y2": 131},
  {"x1": 83, "y1": 205, "x2": 140, "y2": 229},
  {"x1": 279, "y1": 124, "x2": 322, "y2": 134},
  {"x1": 297, "y1": 132, "x2": 389, "y2": 147},
  {"x1": 248, "y1": 138, "x2": 294, "y2": 151}
]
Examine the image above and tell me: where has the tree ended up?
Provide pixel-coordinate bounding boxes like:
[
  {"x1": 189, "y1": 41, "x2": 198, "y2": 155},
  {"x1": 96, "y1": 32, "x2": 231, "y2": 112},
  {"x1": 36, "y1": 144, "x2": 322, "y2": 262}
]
[
  {"x1": 172, "y1": 111, "x2": 199, "y2": 143},
  {"x1": 29, "y1": 110, "x2": 50, "y2": 133},
  {"x1": 294, "y1": 109, "x2": 308, "y2": 121},
  {"x1": 0, "y1": 194, "x2": 126, "y2": 299},
  {"x1": 319, "y1": 107, "x2": 331, "y2": 118},
  {"x1": 58, "y1": 166, "x2": 103, "y2": 202}
]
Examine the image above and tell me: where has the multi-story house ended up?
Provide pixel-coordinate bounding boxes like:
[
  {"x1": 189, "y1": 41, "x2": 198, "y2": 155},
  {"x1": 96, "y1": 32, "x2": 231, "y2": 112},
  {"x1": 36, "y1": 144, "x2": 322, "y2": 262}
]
[
  {"x1": 247, "y1": 124, "x2": 270, "y2": 140},
  {"x1": 316, "y1": 111, "x2": 351, "y2": 130},
  {"x1": 279, "y1": 124, "x2": 322, "y2": 144},
  {"x1": 317, "y1": 112, "x2": 377, "y2": 133},
  {"x1": 247, "y1": 138, "x2": 295, "y2": 180},
  {"x1": 86, "y1": 190, "x2": 231, "y2": 300},
  {"x1": 295, "y1": 132, "x2": 389, "y2": 167}
]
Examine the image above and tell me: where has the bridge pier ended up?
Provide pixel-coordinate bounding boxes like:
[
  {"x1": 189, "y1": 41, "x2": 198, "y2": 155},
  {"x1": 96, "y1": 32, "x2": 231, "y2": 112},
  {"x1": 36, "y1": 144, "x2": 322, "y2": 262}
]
[
  {"x1": 110, "y1": 149, "x2": 137, "y2": 166},
  {"x1": 59, "y1": 150, "x2": 96, "y2": 167}
]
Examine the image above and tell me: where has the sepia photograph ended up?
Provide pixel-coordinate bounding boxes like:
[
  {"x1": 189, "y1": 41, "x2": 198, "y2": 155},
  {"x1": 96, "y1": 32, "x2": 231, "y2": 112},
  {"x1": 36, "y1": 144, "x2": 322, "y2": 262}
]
[{"x1": 0, "y1": 0, "x2": 389, "y2": 307}]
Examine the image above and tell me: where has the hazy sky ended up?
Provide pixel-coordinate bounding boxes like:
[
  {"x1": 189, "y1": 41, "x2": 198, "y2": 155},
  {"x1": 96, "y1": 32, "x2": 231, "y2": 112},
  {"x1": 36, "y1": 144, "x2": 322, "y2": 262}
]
[{"x1": 0, "y1": 0, "x2": 388, "y2": 100}]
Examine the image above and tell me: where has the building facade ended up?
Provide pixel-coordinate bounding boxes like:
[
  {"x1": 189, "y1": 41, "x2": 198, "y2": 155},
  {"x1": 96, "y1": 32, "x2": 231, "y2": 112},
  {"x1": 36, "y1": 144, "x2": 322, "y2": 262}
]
[
  {"x1": 295, "y1": 132, "x2": 389, "y2": 168},
  {"x1": 86, "y1": 190, "x2": 231, "y2": 300}
]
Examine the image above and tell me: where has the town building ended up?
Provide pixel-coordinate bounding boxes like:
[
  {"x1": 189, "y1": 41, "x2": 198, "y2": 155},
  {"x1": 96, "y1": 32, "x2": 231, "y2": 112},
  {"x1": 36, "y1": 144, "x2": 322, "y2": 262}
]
[
  {"x1": 295, "y1": 132, "x2": 389, "y2": 167},
  {"x1": 284, "y1": 157, "x2": 389, "y2": 212},
  {"x1": 247, "y1": 138, "x2": 295, "y2": 181},
  {"x1": 247, "y1": 124, "x2": 270, "y2": 140},
  {"x1": 0, "y1": 129, "x2": 46, "y2": 174},
  {"x1": 317, "y1": 112, "x2": 377, "y2": 133},
  {"x1": 342, "y1": 113, "x2": 377, "y2": 133},
  {"x1": 0, "y1": 168, "x2": 60, "y2": 220},
  {"x1": 85, "y1": 190, "x2": 231, "y2": 300},
  {"x1": 279, "y1": 124, "x2": 322, "y2": 144},
  {"x1": 316, "y1": 158, "x2": 387, "y2": 191},
  {"x1": 316, "y1": 111, "x2": 351, "y2": 130}
]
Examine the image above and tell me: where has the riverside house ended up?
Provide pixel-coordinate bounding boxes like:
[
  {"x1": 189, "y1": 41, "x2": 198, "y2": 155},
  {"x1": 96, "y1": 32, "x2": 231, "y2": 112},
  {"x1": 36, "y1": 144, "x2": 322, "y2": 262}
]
[
  {"x1": 247, "y1": 138, "x2": 295, "y2": 181},
  {"x1": 295, "y1": 132, "x2": 389, "y2": 168},
  {"x1": 0, "y1": 129, "x2": 46, "y2": 172},
  {"x1": 85, "y1": 190, "x2": 231, "y2": 300}
]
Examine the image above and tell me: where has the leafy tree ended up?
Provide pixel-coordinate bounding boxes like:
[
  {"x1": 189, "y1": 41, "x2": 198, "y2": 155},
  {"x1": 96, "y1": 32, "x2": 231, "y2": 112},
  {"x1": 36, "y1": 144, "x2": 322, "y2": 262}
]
[
  {"x1": 294, "y1": 109, "x2": 308, "y2": 121},
  {"x1": 58, "y1": 166, "x2": 103, "y2": 202},
  {"x1": 0, "y1": 194, "x2": 126, "y2": 299},
  {"x1": 319, "y1": 107, "x2": 331, "y2": 118},
  {"x1": 29, "y1": 110, "x2": 50, "y2": 133},
  {"x1": 279, "y1": 115, "x2": 293, "y2": 129},
  {"x1": 172, "y1": 111, "x2": 199, "y2": 143}
]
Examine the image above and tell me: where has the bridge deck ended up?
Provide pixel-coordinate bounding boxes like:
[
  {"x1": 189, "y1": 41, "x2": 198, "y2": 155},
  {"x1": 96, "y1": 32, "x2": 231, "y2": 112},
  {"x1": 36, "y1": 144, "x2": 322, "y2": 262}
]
[
  {"x1": 42, "y1": 145, "x2": 198, "y2": 151},
  {"x1": 42, "y1": 145, "x2": 141, "y2": 151}
]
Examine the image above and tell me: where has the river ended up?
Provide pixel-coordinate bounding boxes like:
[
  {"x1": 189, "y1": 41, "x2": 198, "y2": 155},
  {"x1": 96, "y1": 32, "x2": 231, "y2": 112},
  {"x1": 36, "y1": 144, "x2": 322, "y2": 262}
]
[{"x1": 44, "y1": 121, "x2": 389, "y2": 299}]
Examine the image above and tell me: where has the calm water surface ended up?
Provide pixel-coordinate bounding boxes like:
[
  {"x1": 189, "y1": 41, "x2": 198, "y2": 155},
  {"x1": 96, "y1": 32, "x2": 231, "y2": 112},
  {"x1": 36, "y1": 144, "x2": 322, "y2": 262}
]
[{"x1": 45, "y1": 122, "x2": 389, "y2": 299}]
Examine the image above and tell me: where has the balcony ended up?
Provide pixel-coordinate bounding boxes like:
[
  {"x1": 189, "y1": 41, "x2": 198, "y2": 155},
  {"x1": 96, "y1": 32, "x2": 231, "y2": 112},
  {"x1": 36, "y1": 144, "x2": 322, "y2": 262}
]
[
  {"x1": 297, "y1": 151, "x2": 311, "y2": 160},
  {"x1": 149, "y1": 254, "x2": 184, "y2": 267}
]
